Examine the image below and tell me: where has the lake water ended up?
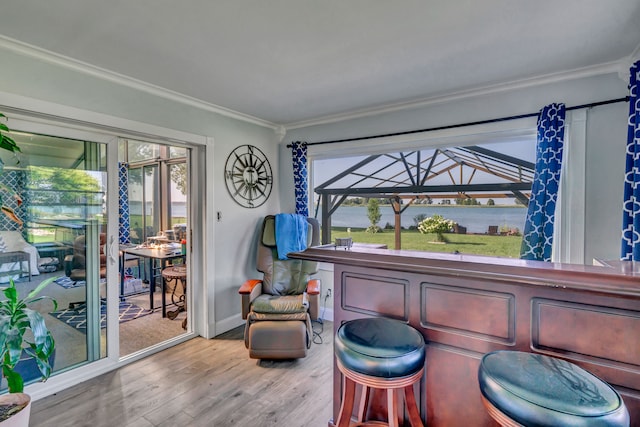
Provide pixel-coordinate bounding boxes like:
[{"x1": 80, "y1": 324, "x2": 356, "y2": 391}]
[{"x1": 326, "y1": 205, "x2": 527, "y2": 234}]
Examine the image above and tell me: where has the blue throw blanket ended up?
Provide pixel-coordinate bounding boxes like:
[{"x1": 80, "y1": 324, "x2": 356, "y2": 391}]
[{"x1": 275, "y1": 213, "x2": 308, "y2": 260}]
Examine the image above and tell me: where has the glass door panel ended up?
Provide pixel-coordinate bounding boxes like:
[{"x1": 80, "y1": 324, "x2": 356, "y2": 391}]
[
  {"x1": 127, "y1": 168, "x2": 144, "y2": 244},
  {"x1": 0, "y1": 129, "x2": 107, "y2": 388},
  {"x1": 169, "y1": 163, "x2": 187, "y2": 228},
  {"x1": 119, "y1": 139, "x2": 190, "y2": 356},
  {"x1": 127, "y1": 165, "x2": 159, "y2": 243}
]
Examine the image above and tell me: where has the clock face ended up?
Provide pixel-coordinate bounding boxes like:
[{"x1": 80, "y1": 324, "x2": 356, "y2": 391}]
[{"x1": 224, "y1": 145, "x2": 273, "y2": 208}]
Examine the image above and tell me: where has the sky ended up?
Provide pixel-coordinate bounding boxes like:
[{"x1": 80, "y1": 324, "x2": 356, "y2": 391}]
[{"x1": 311, "y1": 139, "x2": 536, "y2": 206}]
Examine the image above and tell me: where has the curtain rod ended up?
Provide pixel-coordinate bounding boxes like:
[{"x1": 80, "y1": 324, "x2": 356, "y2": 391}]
[{"x1": 286, "y1": 96, "x2": 629, "y2": 148}]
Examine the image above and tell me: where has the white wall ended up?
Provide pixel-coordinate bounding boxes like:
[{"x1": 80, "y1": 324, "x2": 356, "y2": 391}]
[
  {"x1": 282, "y1": 72, "x2": 630, "y2": 272},
  {"x1": 0, "y1": 46, "x2": 282, "y2": 338},
  {"x1": 584, "y1": 102, "x2": 628, "y2": 262}
]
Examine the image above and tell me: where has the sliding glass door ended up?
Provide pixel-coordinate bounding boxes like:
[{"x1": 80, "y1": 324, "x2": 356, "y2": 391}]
[{"x1": 0, "y1": 111, "x2": 196, "y2": 395}]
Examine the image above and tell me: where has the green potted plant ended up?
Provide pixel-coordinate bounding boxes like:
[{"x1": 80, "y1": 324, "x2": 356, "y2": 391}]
[{"x1": 0, "y1": 277, "x2": 57, "y2": 425}]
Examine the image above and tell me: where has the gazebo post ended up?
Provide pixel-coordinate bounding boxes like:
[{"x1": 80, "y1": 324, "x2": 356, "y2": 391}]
[
  {"x1": 321, "y1": 193, "x2": 332, "y2": 244},
  {"x1": 392, "y1": 197, "x2": 402, "y2": 250}
]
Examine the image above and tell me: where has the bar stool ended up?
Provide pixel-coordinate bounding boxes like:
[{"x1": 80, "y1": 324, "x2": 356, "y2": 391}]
[
  {"x1": 334, "y1": 317, "x2": 425, "y2": 427},
  {"x1": 161, "y1": 265, "x2": 187, "y2": 329},
  {"x1": 478, "y1": 351, "x2": 629, "y2": 427}
]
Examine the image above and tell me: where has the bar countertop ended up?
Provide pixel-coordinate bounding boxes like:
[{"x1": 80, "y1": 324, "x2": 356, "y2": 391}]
[{"x1": 289, "y1": 244, "x2": 640, "y2": 298}]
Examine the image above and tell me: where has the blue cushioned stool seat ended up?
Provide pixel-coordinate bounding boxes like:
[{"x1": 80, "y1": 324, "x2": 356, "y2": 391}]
[
  {"x1": 478, "y1": 351, "x2": 629, "y2": 427},
  {"x1": 335, "y1": 317, "x2": 425, "y2": 378},
  {"x1": 334, "y1": 318, "x2": 425, "y2": 427}
]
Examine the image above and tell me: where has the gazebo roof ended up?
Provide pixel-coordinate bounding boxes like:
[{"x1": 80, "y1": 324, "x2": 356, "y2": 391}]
[{"x1": 314, "y1": 144, "x2": 535, "y2": 244}]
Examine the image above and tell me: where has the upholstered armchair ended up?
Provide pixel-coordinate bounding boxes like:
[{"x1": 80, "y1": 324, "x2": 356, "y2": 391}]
[
  {"x1": 239, "y1": 214, "x2": 320, "y2": 359},
  {"x1": 64, "y1": 233, "x2": 108, "y2": 283},
  {"x1": 63, "y1": 233, "x2": 108, "y2": 309}
]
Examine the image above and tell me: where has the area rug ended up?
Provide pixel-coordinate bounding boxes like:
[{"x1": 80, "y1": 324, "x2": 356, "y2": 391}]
[
  {"x1": 54, "y1": 276, "x2": 106, "y2": 289},
  {"x1": 50, "y1": 301, "x2": 152, "y2": 333}
]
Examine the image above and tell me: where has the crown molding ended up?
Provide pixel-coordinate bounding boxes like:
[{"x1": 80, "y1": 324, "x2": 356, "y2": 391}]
[
  {"x1": 0, "y1": 35, "x2": 278, "y2": 130},
  {"x1": 617, "y1": 42, "x2": 640, "y2": 81},
  {"x1": 285, "y1": 60, "x2": 624, "y2": 130},
  {"x1": 274, "y1": 125, "x2": 287, "y2": 142}
]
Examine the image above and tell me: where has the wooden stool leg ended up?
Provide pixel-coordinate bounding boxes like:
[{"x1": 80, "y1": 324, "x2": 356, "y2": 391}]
[
  {"x1": 162, "y1": 278, "x2": 180, "y2": 320},
  {"x1": 161, "y1": 275, "x2": 168, "y2": 317},
  {"x1": 356, "y1": 385, "x2": 370, "y2": 422},
  {"x1": 337, "y1": 376, "x2": 357, "y2": 427},
  {"x1": 404, "y1": 384, "x2": 424, "y2": 427},
  {"x1": 387, "y1": 388, "x2": 399, "y2": 427}
]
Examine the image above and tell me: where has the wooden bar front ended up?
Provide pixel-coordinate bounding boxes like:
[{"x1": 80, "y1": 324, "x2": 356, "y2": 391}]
[{"x1": 290, "y1": 247, "x2": 640, "y2": 426}]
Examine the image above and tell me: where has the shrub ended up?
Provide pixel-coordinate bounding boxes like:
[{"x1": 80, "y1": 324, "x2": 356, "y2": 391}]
[
  {"x1": 366, "y1": 225, "x2": 382, "y2": 233},
  {"x1": 417, "y1": 215, "x2": 456, "y2": 242}
]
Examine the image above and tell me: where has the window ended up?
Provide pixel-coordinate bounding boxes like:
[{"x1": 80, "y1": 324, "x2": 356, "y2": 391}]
[
  {"x1": 122, "y1": 139, "x2": 188, "y2": 243},
  {"x1": 310, "y1": 124, "x2": 537, "y2": 258}
]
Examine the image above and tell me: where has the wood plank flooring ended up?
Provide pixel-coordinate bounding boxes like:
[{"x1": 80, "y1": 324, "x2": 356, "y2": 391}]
[{"x1": 30, "y1": 322, "x2": 334, "y2": 427}]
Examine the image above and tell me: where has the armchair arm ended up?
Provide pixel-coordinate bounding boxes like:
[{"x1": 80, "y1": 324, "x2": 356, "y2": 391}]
[
  {"x1": 239, "y1": 279, "x2": 263, "y2": 319},
  {"x1": 239, "y1": 279, "x2": 262, "y2": 294},
  {"x1": 306, "y1": 278, "x2": 320, "y2": 295},
  {"x1": 306, "y1": 278, "x2": 321, "y2": 321}
]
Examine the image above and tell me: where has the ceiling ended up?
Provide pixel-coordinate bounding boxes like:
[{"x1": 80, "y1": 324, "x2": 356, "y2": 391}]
[{"x1": 1, "y1": 1, "x2": 639, "y2": 127}]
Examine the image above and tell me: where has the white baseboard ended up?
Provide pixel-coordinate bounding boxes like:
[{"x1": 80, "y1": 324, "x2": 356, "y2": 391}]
[
  {"x1": 320, "y1": 307, "x2": 334, "y2": 322},
  {"x1": 213, "y1": 313, "x2": 245, "y2": 337}
]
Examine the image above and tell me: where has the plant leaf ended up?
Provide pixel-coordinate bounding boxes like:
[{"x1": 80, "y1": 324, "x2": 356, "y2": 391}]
[
  {"x1": 1, "y1": 206, "x2": 23, "y2": 225},
  {"x1": 26, "y1": 295, "x2": 58, "y2": 312},
  {"x1": 0, "y1": 314, "x2": 10, "y2": 359},
  {"x1": 23, "y1": 308, "x2": 52, "y2": 352},
  {"x1": 0, "y1": 134, "x2": 20, "y2": 152},
  {"x1": 2, "y1": 283, "x2": 18, "y2": 310},
  {"x1": 5, "y1": 326, "x2": 24, "y2": 368},
  {"x1": 3, "y1": 365, "x2": 24, "y2": 393},
  {"x1": 27, "y1": 276, "x2": 57, "y2": 300}
]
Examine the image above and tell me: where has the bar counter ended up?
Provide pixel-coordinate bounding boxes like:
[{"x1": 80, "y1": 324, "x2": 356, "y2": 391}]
[{"x1": 289, "y1": 245, "x2": 640, "y2": 426}]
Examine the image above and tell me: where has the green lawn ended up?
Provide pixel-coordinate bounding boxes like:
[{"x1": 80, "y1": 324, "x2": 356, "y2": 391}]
[{"x1": 331, "y1": 228, "x2": 522, "y2": 258}]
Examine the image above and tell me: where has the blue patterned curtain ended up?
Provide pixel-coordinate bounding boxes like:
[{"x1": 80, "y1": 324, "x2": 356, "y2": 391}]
[
  {"x1": 291, "y1": 141, "x2": 309, "y2": 217},
  {"x1": 621, "y1": 60, "x2": 640, "y2": 260},
  {"x1": 118, "y1": 162, "x2": 131, "y2": 244},
  {"x1": 520, "y1": 103, "x2": 566, "y2": 261}
]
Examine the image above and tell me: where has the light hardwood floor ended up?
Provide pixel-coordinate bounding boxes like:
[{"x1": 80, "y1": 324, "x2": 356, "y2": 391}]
[{"x1": 31, "y1": 322, "x2": 334, "y2": 427}]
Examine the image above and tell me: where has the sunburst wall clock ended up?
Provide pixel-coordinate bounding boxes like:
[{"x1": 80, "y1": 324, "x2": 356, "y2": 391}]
[{"x1": 224, "y1": 144, "x2": 273, "y2": 208}]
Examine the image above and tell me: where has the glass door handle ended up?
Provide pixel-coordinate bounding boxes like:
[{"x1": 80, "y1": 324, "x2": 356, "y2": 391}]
[{"x1": 108, "y1": 235, "x2": 117, "y2": 264}]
